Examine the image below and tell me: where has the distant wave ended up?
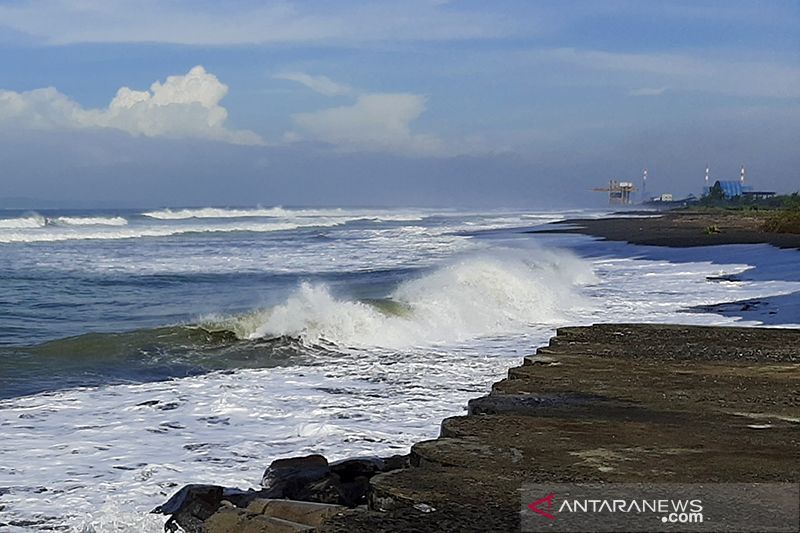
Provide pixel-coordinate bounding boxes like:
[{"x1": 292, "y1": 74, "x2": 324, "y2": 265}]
[
  {"x1": 208, "y1": 249, "x2": 596, "y2": 349},
  {"x1": 143, "y1": 207, "x2": 292, "y2": 219},
  {"x1": 142, "y1": 206, "x2": 425, "y2": 222},
  {"x1": 49, "y1": 216, "x2": 128, "y2": 226},
  {"x1": 0, "y1": 215, "x2": 46, "y2": 229},
  {"x1": 0, "y1": 214, "x2": 128, "y2": 230},
  {"x1": 0, "y1": 220, "x2": 343, "y2": 244}
]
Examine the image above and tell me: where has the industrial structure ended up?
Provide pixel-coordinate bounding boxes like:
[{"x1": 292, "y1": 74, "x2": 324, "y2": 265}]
[
  {"x1": 594, "y1": 164, "x2": 774, "y2": 206},
  {"x1": 707, "y1": 165, "x2": 776, "y2": 200},
  {"x1": 641, "y1": 168, "x2": 648, "y2": 203},
  {"x1": 593, "y1": 179, "x2": 636, "y2": 205}
]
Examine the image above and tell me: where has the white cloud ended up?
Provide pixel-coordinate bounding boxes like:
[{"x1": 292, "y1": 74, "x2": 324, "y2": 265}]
[
  {"x1": 528, "y1": 48, "x2": 800, "y2": 99},
  {"x1": 274, "y1": 72, "x2": 353, "y2": 96},
  {"x1": 290, "y1": 93, "x2": 445, "y2": 155},
  {"x1": 0, "y1": 0, "x2": 514, "y2": 45},
  {"x1": 628, "y1": 87, "x2": 668, "y2": 97},
  {"x1": 0, "y1": 66, "x2": 262, "y2": 144}
]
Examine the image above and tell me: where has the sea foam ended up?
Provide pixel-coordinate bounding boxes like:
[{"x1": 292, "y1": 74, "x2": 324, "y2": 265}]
[
  {"x1": 223, "y1": 249, "x2": 597, "y2": 348},
  {"x1": 142, "y1": 206, "x2": 425, "y2": 222},
  {"x1": 49, "y1": 216, "x2": 128, "y2": 226},
  {"x1": 0, "y1": 214, "x2": 46, "y2": 229},
  {"x1": 0, "y1": 220, "x2": 344, "y2": 244}
]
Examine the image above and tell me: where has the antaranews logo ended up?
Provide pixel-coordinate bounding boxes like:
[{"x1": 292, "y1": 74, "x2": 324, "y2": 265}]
[
  {"x1": 527, "y1": 493, "x2": 556, "y2": 521},
  {"x1": 521, "y1": 483, "x2": 800, "y2": 532},
  {"x1": 527, "y1": 493, "x2": 703, "y2": 524}
]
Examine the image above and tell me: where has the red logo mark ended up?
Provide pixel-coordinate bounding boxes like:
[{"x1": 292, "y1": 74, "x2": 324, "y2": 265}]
[{"x1": 528, "y1": 493, "x2": 556, "y2": 520}]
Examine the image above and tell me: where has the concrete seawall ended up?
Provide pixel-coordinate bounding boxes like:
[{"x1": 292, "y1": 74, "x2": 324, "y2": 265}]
[{"x1": 322, "y1": 324, "x2": 800, "y2": 532}]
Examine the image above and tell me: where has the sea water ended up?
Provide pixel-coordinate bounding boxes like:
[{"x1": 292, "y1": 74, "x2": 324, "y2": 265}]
[{"x1": 1, "y1": 207, "x2": 798, "y2": 531}]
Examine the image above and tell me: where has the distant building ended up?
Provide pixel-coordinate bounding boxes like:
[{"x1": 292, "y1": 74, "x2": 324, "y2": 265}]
[
  {"x1": 706, "y1": 165, "x2": 776, "y2": 201},
  {"x1": 714, "y1": 180, "x2": 745, "y2": 199},
  {"x1": 743, "y1": 190, "x2": 777, "y2": 200},
  {"x1": 711, "y1": 180, "x2": 776, "y2": 200}
]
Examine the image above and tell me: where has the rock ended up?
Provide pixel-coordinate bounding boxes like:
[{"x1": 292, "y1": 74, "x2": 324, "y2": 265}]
[
  {"x1": 259, "y1": 454, "x2": 410, "y2": 507},
  {"x1": 152, "y1": 484, "x2": 223, "y2": 533},
  {"x1": 204, "y1": 507, "x2": 314, "y2": 532},
  {"x1": 261, "y1": 455, "x2": 331, "y2": 495},
  {"x1": 246, "y1": 499, "x2": 346, "y2": 527},
  {"x1": 153, "y1": 484, "x2": 266, "y2": 532}
]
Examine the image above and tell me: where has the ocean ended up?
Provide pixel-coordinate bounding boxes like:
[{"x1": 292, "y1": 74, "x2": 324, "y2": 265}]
[{"x1": 1, "y1": 206, "x2": 799, "y2": 531}]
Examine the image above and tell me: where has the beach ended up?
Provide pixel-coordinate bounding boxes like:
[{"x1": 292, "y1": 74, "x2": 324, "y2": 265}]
[{"x1": 535, "y1": 209, "x2": 800, "y2": 249}]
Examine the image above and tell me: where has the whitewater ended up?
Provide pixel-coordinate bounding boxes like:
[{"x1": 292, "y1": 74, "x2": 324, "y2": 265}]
[{"x1": 1, "y1": 206, "x2": 799, "y2": 532}]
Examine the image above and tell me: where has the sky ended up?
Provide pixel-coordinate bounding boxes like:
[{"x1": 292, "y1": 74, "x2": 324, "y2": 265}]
[{"x1": 0, "y1": 0, "x2": 798, "y2": 208}]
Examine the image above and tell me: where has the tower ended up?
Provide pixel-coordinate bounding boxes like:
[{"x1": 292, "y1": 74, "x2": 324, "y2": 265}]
[
  {"x1": 641, "y1": 168, "x2": 648, "y2": 202},
  {"x1": 704, "y1": 165, "x2": 710, "y2": 196},
  {"x1": 740, "y1": 165, "x2": 745, "y2": 184}
]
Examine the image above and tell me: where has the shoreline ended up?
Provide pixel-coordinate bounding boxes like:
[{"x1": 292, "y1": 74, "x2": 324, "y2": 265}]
[
  {"x1": 156, "y1": 324, "x2": 800, "y2": 532},
  {"x1": 533, "y1": 209, "x2": 800, "y2": 249}
]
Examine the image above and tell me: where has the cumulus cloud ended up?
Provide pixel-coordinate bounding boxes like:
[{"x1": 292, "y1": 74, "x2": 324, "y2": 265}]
[
  {"x1": 289, "y1": 93, "x2": 445, "y2": 155},
  {"x1": 274, "y1": 72, "x2": 353, "y2": 96},
  {"x1": 0, "y1": 66, "x2": 262, "y2": 144}
]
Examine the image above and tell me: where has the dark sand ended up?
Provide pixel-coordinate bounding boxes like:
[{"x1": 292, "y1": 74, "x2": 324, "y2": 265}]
[{"x1": 534, "y1": 210, "x2": 800, "y2": 249}]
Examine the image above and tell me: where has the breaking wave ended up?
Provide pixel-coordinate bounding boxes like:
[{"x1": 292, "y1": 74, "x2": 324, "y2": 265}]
[
  {"x1": 49, "y1": 216, "x2": 128, "y2": 226},
  {"x1": 142, "y1": 206, "x2": 425, "y2": 222},
  {"x1": 143, "y1": 207, "x2": 293, "y2": 219},
  {"x1": 0, "y1": 214, "x2": 46, "y2": 229},
  {"x1": 0, "y1": 220, "x2": 342, "y2": 244},
  {"x1": 208, "y1": 249, "x2": 596, "y2": 349}
]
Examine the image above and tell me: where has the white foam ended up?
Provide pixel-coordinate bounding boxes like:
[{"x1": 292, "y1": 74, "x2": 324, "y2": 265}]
[
  {"x1": 143, "y1": 207, "x2": 294, "y2": 219},
  {"x1": 236, "y1": 249, "x2": 596, "y2": 348},
  {"x1": 49, "y1": 216, "x2": 128, "y2": 226},
  {"x1": 141, "y1": 206, "x2": 425, "y2": 221},
  {"x1": 0, "y1": 214, "x2": 46, "y2": 229},
  {"x1": 0, "y1": 220, "x2": 343, "y2": 244}
]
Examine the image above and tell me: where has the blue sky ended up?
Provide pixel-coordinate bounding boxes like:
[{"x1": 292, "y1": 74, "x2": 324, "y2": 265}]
[{"x1": 0, "y1": 0, "x2": 798, "y2": 207}]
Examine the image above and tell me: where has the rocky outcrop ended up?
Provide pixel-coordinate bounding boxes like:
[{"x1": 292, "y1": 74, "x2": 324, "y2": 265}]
[{"x1": 154, "y1": 455, "x2": 408, "y2": 531}]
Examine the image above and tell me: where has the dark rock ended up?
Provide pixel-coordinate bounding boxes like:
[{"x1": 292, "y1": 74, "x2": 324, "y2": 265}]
[
  {"x1": 153, "y1": 484, "x2": 266, "y2": 532},
  {"x1": 258, "y1": 454, "x2": 411, "y2": 508},
  {"x1": 152, "y1": 484, "x2": 224, "y2": 533},
  {"x1": 261, "y1": 454, "x2": 331, "y2": 495},
  {"x1": 330, "y1": 457, "x2": 387, "y2": 480}
]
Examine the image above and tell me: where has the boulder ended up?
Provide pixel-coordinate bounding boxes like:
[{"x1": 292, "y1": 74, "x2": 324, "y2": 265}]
[
  {"x1": 246, "y1": 499, "x2": 346, "y2": 527},
  {"x1": 153, "y1": 484, "x2": 265, "y2": 532},
  {"x1": 259, "y1": 454, "x2": 410, "y2": 507},
  {"x1": 204, "y1": 507, "x2": 314, "y2": 533},
  {"x1": 152, "y1": 484, "x2": 223, "y2": 533}
]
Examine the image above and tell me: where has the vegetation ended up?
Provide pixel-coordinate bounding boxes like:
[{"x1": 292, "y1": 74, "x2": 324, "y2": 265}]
[
  {"x1": 687, "y1": 191, "x2": 800, "y2": 234},
  {"x1": 695, "y1": 189, "x2": 798, "y2": 209},
  {"x1": 763, "y1": 193, "x2": 800, "y2": 234}
]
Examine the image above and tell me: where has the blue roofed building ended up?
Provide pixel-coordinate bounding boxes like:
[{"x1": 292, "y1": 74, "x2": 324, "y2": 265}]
[{"x1": 714, "y1": 180, "x2": 746, "y2": 199}]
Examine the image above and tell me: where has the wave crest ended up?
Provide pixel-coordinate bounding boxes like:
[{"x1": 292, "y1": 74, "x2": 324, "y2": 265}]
[
  {"x1": 49, "y1": 216, "x2": 128, "y2": 226},
  {"x1": 142, "y1": 206, "x2": 425, "y2": 222},
  {"x1": 217, "y1": 249, "x2": 595, "y2": 349},
  {"x1": 0, "y1": 214, "x2": 46, "y2": 229}
]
